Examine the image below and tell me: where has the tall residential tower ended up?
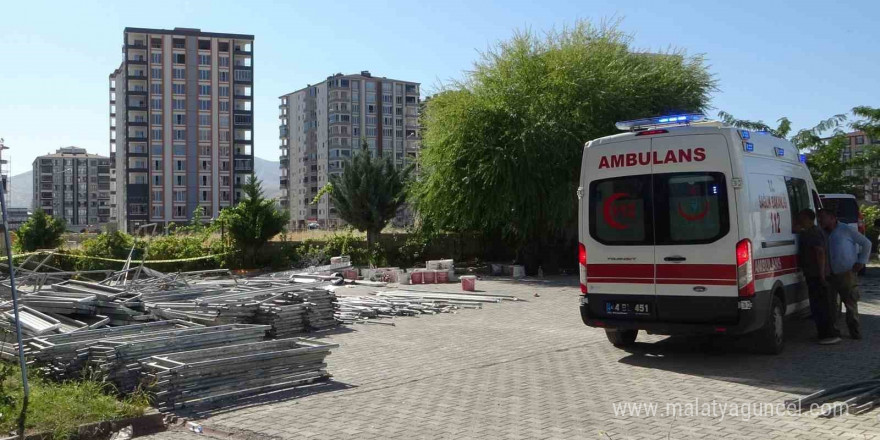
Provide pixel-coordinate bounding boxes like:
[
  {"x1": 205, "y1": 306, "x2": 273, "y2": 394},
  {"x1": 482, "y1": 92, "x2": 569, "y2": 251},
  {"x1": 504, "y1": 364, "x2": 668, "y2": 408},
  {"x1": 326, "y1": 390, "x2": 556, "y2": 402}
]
[
  {"x1": 110, "y1": 27, "x2": 254, "y2": 232},
  {"x1": 278, "y1": 71, "x2": 420, "y2": 229},
  {"x1": 32, "y1": 147, "x2": 111, "y2": 230}
]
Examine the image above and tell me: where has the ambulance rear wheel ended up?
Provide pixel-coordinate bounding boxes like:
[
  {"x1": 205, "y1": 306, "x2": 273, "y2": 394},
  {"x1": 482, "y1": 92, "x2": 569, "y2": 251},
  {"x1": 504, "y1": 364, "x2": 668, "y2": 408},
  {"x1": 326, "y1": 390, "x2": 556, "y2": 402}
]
[
  {"x1": 755, "y1": 296, "x2": 785, "y2": 355},
  {"x1": 605, "y1": 329, "x2": 638, "y2": 347}
]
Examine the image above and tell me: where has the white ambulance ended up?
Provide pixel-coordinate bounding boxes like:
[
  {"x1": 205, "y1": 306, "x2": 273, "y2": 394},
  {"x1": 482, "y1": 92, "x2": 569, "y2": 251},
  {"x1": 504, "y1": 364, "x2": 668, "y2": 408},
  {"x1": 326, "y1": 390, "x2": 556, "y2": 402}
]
[{"x1": 577, "y1": 114, "x2": 819, "y2": 354}]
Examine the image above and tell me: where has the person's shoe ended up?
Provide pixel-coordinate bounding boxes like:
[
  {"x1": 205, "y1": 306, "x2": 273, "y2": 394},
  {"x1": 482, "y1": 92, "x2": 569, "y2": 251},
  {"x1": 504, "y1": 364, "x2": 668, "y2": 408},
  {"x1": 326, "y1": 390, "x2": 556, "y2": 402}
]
[{"x1": 818, "y1": 336, "x2": 842, "y2": 345}]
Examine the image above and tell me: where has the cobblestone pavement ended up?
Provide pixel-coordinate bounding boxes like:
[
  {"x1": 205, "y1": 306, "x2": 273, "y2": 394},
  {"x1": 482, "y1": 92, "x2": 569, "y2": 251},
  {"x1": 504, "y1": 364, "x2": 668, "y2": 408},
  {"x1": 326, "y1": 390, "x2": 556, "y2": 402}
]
[{"x1": 142, "y1": 273, "x2": 880, "y2": 440}]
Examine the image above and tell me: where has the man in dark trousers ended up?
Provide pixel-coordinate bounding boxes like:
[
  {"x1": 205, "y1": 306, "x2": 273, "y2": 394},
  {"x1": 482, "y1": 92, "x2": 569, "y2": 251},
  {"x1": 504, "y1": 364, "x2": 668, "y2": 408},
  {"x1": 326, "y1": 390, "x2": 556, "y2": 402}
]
[
  {"x1": 819, "y1": 208, "x2": 870, "y2": 340},
  {"x1": 796, "y1": 209, "x2": 840, "y2": 345}
]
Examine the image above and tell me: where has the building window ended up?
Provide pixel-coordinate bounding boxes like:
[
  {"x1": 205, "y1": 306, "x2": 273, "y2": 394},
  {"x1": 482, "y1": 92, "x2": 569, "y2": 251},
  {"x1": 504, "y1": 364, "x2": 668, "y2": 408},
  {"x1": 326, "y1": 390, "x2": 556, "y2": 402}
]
[
  {"x1": 198, "y1": 69, "x2": 210, "y2": 81},
  {"x1": 219, "y1": 71, "x2": 229, "y2": 82},
  {"x1": 173, "y1": 129, "x2": 186, "y2": 140},
  {"x1": 173, "y1": 68, "x2": 185, "y2": 79},
  {"x1": 151, "y1": 144, "x2": 163, "y2": 155},
  {"x1": 199, "y1": 99, "x2": 211, "y2": 111},
  {"x1": 199, "y1": 129, "x2": 211, "y2": 141},
  {"x1": 198, "y1": 54, "x2": 211, "y2": 65},
  {"x1": 198, "y1": 114, "x2": 211, "y2": 126},
  {"x1": 173, "y1": 53, "x2": 185, "y2": 64},
  {"x1": 150, "y1": 98, "x2": 162, "y2": 110},
  {"x1": 199, "y1": 85, "x2": 211, "y2": 96},
  {"x1": 200, "y1": 145, "x2": 212, "y2": 156},
  {"x1": 174, "y1": 113, "x2": 186, "y2": 125},
  {"x1": 219, "y1": 101, "x2": 229, "y2": 112},
  {"x1": 219, "y1": 86, "x2": 229, "y2": 97},
  {"x1": 151, "y1": 129, "x2": 162, "y2": 139},
  {"x1": 857, "y1": 136, "x2": 865, "y2": 145},
  {"x1": 173, "y1": 144, "x2": 186, "y2": 155},
  {"x1": 202, "y1": 175, "x2": 209, "y2": 186},
  {"x1": 173, "y1": 99, "x2": 186, "y2": 110},
  {"x1": 150, "y1": 83, "x2": 162, "y2": 94},
  {"x1": 151, "y1": 114, "x2": 163, "y2": 125},
  {"x1": 234, "y1": 70, "x2": 252, "y2": 81},
  {"x1": 150, "y1": 52, "x2": 162, "y2": 64},
  {"x1": 172, "y1": 83, "x2": 185, "y2": 94},
  {"x1": 176, "y1": 175, "x2": 186, "y2": 186},
  {"x1": 174, "y1": 190, "x2": 185, "y2": 202},
  {"x1": 175, "y1": 206, "x2": 185, "y2": 217},
  {"x1": 153, "y1": 175, "x2": 161, "y2": 186},
  {"x1": 152, "y1": 206, "x2": 162, "y2": 218},
  {"x1": 153, "y1": 160, "x2": 162, "y2": 171},
  {"x1": 151, "y1": 68, "x2": 162, "y2": 78},
  {"x1": 219, "y1": 56, "x2": 229, "y2": 67}
]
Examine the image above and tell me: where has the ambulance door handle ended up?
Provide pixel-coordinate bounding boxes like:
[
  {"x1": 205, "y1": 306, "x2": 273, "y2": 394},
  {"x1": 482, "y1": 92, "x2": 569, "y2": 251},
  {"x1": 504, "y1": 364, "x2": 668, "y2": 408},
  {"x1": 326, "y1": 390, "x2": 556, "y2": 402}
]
[{"x1": 664, "y1": 256, "x2": 687, "y2": 262}]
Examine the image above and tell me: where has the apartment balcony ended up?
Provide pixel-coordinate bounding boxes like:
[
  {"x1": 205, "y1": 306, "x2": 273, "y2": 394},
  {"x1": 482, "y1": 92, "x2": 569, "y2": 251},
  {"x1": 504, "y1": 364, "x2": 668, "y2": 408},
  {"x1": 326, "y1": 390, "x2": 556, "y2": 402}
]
[
  {"x1": 127, "y1": 58, "x2": 147, "y2": 65},
  {"x1": 126, "y1": 150, "x2": 148, "y2": 157},
  {"x1": 279, "y1": 157, "x2": 288, "y2": 167},
  {"x1": 125, "y1": 42, "x2": 147, "y2": 50},
  {"x1": 128, "y1": 119, "x2": 148, "y2": 126},
  {"x1": 126, "y1": 73, "x2": 147, "y2": 80},
  {"x1": 233, "y1": 94, "x2": 252, "y2": 100},
  {"x1": 127, "y1": 101, "x2": 147, "y2": 110},
  {"x1": 233, "y1": 138, "x2": 253, "y2": 145},
  {"x1": 234, "y1": 47, "x2": 252, "y2": 55},
  {"x1": 127, "y1": 89, "x2": 148, "y2": 96},
  {"x1": 127, "y1": 135, "x2": 148, "y2": 142},
  {"x1": 279, "y1": 126, "x2": 289, "y2": 138},
  {"x1": 279, "y1": 178, "x2": 288, "y2": 187}
]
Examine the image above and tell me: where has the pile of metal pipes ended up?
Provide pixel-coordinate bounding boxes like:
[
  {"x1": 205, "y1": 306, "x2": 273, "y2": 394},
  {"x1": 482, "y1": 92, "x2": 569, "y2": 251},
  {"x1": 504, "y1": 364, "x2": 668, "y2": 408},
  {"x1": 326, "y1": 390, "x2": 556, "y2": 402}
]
[
  {"x1": 23, "y1": 320, "x2": 202, "y2": 381},
  {"x1": 374, "y1": 289, "x2": 520, "y2": 305},
  {"x1": 140, "y1": 338, "x2": 338, "y2": 411},
  {"x1": 785, "y1": 377, "x2": 880, "y2": 417},
  {"x1": 335, "y1": 295, "x2": 466, "y2": 324}
]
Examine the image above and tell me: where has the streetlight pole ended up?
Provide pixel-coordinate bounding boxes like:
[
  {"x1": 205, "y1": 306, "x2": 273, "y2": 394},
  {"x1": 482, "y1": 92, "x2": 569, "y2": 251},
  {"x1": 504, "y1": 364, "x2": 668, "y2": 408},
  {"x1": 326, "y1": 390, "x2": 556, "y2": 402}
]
[{"x1": 0, "y1": 138, "x2": 29, "y2": 435}]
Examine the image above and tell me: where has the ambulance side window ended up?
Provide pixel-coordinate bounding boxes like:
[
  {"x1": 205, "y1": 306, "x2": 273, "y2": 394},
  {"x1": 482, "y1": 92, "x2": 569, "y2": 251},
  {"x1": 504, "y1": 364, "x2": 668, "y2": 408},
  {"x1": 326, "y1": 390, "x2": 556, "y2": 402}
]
[
  {"x1": 812, "y1": 190, "x2": 822, "y2": 211},
  {"x1": 655, "y1": 172, "x2": 729, "y2": 245},
  {"x1": 589, "y1": 175, "x2": 652, "y2": 245},
  {"x1": 784, "y1": 177, "x2": 811, "y2": 230}
]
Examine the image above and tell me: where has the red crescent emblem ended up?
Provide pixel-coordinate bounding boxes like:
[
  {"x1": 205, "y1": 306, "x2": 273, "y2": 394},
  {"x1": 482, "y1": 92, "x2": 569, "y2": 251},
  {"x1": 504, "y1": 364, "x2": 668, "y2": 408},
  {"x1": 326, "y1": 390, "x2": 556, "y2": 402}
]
[
  {"x1": 602, "y1": 193, "x2": 630, "y2": 230},
  {"x1": 678, "y1": 200, "x2": 710, "y2": 221}
]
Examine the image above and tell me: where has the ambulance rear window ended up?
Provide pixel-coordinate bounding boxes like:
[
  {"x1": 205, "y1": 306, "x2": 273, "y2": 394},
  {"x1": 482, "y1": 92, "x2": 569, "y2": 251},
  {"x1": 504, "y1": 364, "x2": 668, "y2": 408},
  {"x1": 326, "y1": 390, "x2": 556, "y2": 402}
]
[
  {"x1": 655, "y1": 172, "x2": 729, "y2": 245},
  {"x1": 589, "y1": 175, "x2": 652, "y2": 245},
  {"x1": 589, "y1": 172, "x2": 729, "y2": 246}
]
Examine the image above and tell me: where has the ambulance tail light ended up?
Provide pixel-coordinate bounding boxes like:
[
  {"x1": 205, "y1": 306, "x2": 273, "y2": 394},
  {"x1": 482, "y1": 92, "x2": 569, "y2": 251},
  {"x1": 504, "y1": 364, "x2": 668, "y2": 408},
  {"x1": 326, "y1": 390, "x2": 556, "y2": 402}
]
[
  {"x1": 736, "y1": 239, "x2": 755, "y2": 297},
  {"x1": 578, "y1": 242, "x2": 587, "y2": 294}
]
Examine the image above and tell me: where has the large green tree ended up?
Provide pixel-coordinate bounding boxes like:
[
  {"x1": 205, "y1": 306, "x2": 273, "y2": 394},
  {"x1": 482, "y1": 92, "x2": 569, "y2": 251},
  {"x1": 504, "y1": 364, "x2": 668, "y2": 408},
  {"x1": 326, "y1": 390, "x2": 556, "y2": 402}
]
[
  {"x1": 414, "y1": 20, "x2": 715, "y2": 264},
  {"x1": 218, "y1": 176, "x2": 288, "y2": 267},
  {"x1": 14, "y1": 209, "x2": 67, "y2": 252},
  {"x1": 321, "y1": 140, "x2": 410, "y2": 251}
]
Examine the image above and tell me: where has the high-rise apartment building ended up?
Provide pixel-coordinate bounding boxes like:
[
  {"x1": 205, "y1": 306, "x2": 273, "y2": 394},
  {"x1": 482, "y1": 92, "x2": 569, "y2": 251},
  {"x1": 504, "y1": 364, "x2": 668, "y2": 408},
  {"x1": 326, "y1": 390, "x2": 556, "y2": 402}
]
[
  {"x1": 109, "y1": 27, "x2": 254, "y2": 232},
  {"x1": 32, "y1": 147, "x2": 112, "y2": 230},
  {"x1": 278, "y1": 71, "x2": 420, "y2": 229}
]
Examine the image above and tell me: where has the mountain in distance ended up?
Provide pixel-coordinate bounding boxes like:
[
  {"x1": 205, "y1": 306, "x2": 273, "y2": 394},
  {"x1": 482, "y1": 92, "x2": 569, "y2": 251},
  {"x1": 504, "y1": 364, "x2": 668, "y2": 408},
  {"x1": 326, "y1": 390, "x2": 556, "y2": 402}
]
[{"x1": 5, "y1": 157, "x2": 282, "y2": 210}]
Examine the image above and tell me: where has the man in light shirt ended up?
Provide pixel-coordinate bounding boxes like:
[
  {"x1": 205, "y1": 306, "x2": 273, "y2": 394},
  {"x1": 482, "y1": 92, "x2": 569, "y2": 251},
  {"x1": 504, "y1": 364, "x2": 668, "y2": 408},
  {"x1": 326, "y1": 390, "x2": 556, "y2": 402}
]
[{"x1": 818, "y1": 208, "x2": 870, "y2": 340}]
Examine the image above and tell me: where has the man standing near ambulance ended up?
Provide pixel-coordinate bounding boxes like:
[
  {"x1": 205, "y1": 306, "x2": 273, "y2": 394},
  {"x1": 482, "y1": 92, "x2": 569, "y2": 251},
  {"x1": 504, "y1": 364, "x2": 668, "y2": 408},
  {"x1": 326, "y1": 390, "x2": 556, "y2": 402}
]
[
  {"x1": 796, "y1": 209, "x2": 839, "y2": 344},
  {"x1": 819, "y1": 208, "x2": 870, "y2": 340}
]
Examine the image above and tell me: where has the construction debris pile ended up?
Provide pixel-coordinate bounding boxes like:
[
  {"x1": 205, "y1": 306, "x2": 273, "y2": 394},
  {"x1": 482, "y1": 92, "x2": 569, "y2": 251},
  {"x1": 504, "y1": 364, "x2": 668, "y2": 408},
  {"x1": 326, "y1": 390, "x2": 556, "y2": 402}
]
[
  {"x1": 0, "y1": 254, "x2": 348, "y2": 411},
  {"x1": 0, "y1": 250, "x2": 522, "y2": 411}
]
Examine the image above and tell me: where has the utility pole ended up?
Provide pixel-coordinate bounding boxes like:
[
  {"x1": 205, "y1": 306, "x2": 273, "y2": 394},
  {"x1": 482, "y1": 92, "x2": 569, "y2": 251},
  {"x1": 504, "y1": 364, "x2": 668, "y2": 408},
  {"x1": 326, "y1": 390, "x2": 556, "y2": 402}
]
[{"x1": 0, "y1": 138, "x2": 29, "y2": 438}]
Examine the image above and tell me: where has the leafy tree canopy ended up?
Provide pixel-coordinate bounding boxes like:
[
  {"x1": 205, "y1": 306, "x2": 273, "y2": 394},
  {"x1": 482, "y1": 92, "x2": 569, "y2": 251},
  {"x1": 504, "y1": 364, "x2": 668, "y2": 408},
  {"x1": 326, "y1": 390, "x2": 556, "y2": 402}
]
[
  {"x1": 14, "y1": 209, "x2": 67, "y2": 252},
  {"x1": 414, "y1": 20, "x2": 715, "y2": 248}
]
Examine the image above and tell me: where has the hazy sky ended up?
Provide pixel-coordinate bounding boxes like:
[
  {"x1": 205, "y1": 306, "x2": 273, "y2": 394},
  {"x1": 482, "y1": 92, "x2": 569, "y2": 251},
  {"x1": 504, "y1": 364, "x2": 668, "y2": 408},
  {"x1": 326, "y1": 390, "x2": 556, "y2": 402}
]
[{"x1": 1, "y1": 0, "x2": 877, "y2": 176}]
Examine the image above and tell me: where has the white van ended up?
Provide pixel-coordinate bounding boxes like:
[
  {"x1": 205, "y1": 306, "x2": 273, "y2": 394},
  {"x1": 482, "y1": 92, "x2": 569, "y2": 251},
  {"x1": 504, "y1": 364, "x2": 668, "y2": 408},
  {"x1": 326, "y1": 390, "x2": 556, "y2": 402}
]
[{"x1": 577, "y1": 114, "x2": 819, "y2": 354}]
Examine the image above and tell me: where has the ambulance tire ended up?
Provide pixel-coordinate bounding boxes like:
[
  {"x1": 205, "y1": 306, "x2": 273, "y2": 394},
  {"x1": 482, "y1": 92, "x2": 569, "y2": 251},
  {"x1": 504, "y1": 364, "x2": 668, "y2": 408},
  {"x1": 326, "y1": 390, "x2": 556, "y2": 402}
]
[
  {"x1": 755, "y1": 296, "x2": 785, "y2": 355},
  {"x1": 605, "y1": 329, "x2": 638, "y2": 347}
]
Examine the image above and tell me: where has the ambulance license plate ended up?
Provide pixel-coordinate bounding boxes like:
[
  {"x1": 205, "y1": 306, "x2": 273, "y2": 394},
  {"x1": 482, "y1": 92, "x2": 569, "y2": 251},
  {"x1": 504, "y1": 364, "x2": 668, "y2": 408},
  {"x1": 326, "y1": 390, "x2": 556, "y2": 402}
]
[{"x1": 606, "y1": 301, "x2": 651, "y2": 316}]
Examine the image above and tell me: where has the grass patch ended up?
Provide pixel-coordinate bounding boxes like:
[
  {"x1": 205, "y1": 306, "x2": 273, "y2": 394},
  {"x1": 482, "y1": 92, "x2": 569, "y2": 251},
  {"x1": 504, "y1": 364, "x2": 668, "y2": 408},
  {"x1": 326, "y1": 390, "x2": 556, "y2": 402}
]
[{"x1": 0, "y1": 362, "x2": 149, "y2": 439}]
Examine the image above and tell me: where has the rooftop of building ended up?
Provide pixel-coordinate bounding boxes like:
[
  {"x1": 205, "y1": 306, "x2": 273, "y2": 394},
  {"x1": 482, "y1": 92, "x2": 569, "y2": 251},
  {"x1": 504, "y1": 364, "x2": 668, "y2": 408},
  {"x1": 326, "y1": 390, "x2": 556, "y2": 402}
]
[
  {"x1": 124, "y1": 27, "x2": 254, "y2": 40},
  {"x1": 821, "y1": 130, "x2": 872, "y2": 140},
  {"x1": 279, "y1": 71, "x2": 420, "y2": 98},
  {"x1": 35, "y1": 147, "x2": 109, "y2": 160}
]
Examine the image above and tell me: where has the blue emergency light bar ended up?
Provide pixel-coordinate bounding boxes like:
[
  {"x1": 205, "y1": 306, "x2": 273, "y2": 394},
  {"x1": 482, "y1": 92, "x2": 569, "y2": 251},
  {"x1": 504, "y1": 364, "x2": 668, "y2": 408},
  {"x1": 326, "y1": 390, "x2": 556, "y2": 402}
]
[
  {"x1": 615, "y1": 113, "x2": 706, "y2": 131},
  {"x1": 799, "y1": 154, "x2": 807, "y2": 163}
]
